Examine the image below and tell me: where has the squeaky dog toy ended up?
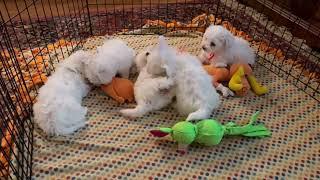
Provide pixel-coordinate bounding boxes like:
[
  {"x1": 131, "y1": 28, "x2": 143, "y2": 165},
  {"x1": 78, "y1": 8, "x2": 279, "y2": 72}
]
[
  {"x1": 101, "y1": 77, "x2": 134, "y2": 104},
  {"x1": 150, "y1": 111, "x2": 271, "y2": 154},
  {"x1": 228, "y1": 63, "x2": 268, "y2": 96}
]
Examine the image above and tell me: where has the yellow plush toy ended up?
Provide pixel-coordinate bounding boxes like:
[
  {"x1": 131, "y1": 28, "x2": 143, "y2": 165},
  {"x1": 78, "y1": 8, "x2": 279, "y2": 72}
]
[
  {"x1": 101, "y1": 77, "x2": 134, "y2": 104},
  {"x1": 228, "y1": 64, "x2": 268, "y2": 96}
]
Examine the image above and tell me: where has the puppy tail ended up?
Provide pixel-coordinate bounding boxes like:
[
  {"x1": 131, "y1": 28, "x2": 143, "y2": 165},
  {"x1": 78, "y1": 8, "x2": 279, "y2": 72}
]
[{"x1": 186, "y1": 108, "x2": 211, "y2": 121}]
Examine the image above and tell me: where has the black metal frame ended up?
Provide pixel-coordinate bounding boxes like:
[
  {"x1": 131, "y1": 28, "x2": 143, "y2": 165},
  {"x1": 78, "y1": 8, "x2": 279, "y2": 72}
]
[{"x1": 0, "y1": 0, "x2": 319, "y2": 179}]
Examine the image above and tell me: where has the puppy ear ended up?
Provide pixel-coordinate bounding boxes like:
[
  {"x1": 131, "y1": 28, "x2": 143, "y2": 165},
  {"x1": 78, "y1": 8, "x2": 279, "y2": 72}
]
[
  {"x1": 158, "y1": 36, "x2": 174, "y2": 58},
  {"x1": 159, "y1": 36, "x2": 176, "y2": 64},
  {"x1": 94, "y1": 63, "x2": 113, "y2": 84},
  {"x1": 162, "y1": 63, "x2": 175, "y2": 78},
  {"x1": 80, "y1": 58, "x2": 90, "y2": 66},
  {"x1": 159, "y1": 36, "x2": 169, "y2": 58},
  {"x1": 97, "y1": 69, "x2": 112, "y2": 84},
  {"x1": 70, "y1": 50, "x2": 89, "y2": 64},
  {"x1": 158, "y1": 36, "x2": 168, "y2": 49},
  {"x1": 134, "y1": 52, "x2": 147, "y2": 71},
  {"x1": 161, "y1": 54, "x2": 177, "y2": 78},
  {"x1": 158, "y1": 36, "x2": 177, "y2": 77},
  {"x1": 222, "y1": 31, "x2": 233, "y2": 49}
]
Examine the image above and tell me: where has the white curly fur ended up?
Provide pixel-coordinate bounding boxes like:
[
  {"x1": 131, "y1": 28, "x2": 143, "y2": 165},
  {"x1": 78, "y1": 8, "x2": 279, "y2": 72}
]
[
  {"x1": 120, "y1": 46, "x2": 175, "y2": 118},
  {"x1": 147, "y1": 36, "x2": 221, "y2": 121},
  {"x1": 134, "y1": 46, "x2": 153, "y2": 72},
  {"x1": 199, "y1": 25, "x2": 255, "y2": 67},
  {"x1": 33, "y1": 50, "x2": 92, "y2": 135},
  {"x1": 84, "y1": 39, "x2": 135, "y2": 85}
]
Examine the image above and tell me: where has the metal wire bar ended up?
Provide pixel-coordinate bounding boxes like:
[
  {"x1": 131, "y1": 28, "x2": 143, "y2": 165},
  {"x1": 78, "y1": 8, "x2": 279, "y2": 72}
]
[{"x1": 0, "y1": 1, "x2": 319, "y2": 179}]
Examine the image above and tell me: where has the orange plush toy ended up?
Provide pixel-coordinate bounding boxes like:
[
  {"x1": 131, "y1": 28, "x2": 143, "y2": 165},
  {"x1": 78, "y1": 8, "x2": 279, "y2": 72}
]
[
  {"x1": 203, "y1": 65, "x2": 229, "y2": 87},
  {"x1": 203, "y1": 65, "x2": 234, "y2": 97},
  {"x1": 101, "y1": 77, "x2": 134, "y2": 104}
]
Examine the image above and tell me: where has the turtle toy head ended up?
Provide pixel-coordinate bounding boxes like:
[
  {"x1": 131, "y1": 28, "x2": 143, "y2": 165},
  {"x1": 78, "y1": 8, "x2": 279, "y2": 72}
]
[
  {"x1": 150, "y1": 121, "x2": 198, "y2": 154},
  {"x1": 150, "y1": 121, "x2": 197, "y2": 145}
]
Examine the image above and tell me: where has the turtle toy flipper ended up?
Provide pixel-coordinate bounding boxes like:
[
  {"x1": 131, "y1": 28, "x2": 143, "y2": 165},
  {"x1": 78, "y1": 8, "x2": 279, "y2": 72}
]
[{"x1": 223, "y1": 111, "x2": 272, "y2": 137}]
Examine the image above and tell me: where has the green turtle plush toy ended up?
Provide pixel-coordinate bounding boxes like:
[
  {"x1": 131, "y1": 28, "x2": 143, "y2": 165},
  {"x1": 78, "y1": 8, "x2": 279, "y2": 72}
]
[{"x1": 150, "y1": 111, "x2": 271, "y2": 154}]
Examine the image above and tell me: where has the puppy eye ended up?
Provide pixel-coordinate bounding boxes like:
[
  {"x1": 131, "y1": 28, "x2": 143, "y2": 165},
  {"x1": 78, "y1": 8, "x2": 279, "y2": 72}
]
[
  {"x1": 210, "y1": 42, "x2": 215, "y2": 47},
  {"x1": 146, "y1": 52, "x2": 150, "y2": 56}
]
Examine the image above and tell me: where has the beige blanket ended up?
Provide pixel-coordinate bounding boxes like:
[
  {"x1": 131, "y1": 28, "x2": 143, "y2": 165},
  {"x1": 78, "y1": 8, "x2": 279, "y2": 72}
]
[{"x1": 31, "y1": 35, "x2": 320, "y2": 179}]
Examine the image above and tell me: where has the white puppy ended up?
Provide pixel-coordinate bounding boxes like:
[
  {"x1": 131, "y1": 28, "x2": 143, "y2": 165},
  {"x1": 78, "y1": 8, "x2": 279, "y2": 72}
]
[
  {"x1": 33, "y1": 50, "x2": 92, "y2": 135},
  {"x1": 199, "y1": 25, "x2": 255, "y2": 67},
  {"x1": 84, "y1": 39, "x2": 135, "y2": 85},
  {"x1": 134, "y1": 46, "x2": 154, "y2": 72},
  {"x1": 120, "y1": 46, "x2": 175, "y2": 118},
  {"x1": 147, "y1": 36, "x2": 220, "y2": 121}
]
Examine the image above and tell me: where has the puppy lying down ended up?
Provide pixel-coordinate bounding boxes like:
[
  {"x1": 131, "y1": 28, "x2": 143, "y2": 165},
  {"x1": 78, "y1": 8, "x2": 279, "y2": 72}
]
[
  {"x1": 199, "y1": 25, "x2": 255, "y2": 67},
  {"x1": 198, "y1": 25, "x2": 256, "y2": 97},
  {"x1": 34, "y1": 38, "x2": 135, "y2": 135},
  {"x1": 33, "y1": 50, "x2": 92, "y2": 135}
]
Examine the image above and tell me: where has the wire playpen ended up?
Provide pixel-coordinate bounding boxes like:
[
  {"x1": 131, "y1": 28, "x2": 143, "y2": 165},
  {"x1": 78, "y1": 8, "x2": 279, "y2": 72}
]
[{"x1": 0, "y1": 0, "x2": 319, "y2": 179}]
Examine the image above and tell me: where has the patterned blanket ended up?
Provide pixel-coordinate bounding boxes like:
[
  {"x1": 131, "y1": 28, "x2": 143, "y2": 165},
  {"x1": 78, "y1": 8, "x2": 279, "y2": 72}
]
[{"x1": 30, "y1": 35, "x2": 319, "y2": 179}]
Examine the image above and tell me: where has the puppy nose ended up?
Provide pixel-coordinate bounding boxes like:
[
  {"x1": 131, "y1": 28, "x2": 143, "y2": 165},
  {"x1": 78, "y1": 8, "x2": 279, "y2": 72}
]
[{"x1": 202, "y1": 46, "x2": 207, "y2": 51}]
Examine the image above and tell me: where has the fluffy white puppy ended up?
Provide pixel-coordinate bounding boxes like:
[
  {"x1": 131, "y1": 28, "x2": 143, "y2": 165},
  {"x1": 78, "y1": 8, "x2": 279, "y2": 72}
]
[
  {"x1": 134, "y1": 46, "x2": 154, "y2": 72},
  {"x1": 33, "y1": 50, "x2": 92, "y2": 135},
  {"x1": 84, "y1": 39, "x2": 135, "y2": 85},
  {"x1": 147, "y1": 36, "x2": 220, "y2": 121},
  {"x1": 199, "y1": 25, "x2": 255, "y2": 67},
  {"x1": 120, "y1": 46, "x2": 175, "y2": 118}
]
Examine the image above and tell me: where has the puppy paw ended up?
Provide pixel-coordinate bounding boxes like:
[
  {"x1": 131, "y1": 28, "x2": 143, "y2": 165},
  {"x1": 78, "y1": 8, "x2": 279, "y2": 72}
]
[
  {"x1": 119, "y1": 109, "x2": 140, "y2": 119},
  {"x1": 186, "y1": 114, "x2": 198, "y2": 121},
  {"x1": 216, "y1": 84, "x2": 234, "y2": 97},
  {"x1": 214, "y1": 62, "x2": 227, "y2": 68},
  {"x1": 120, "y1": 109, "x2": 134, "y2": 116},
  {"x1": 221, "y1": 87, "x2": 234, "y2": 97}
]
